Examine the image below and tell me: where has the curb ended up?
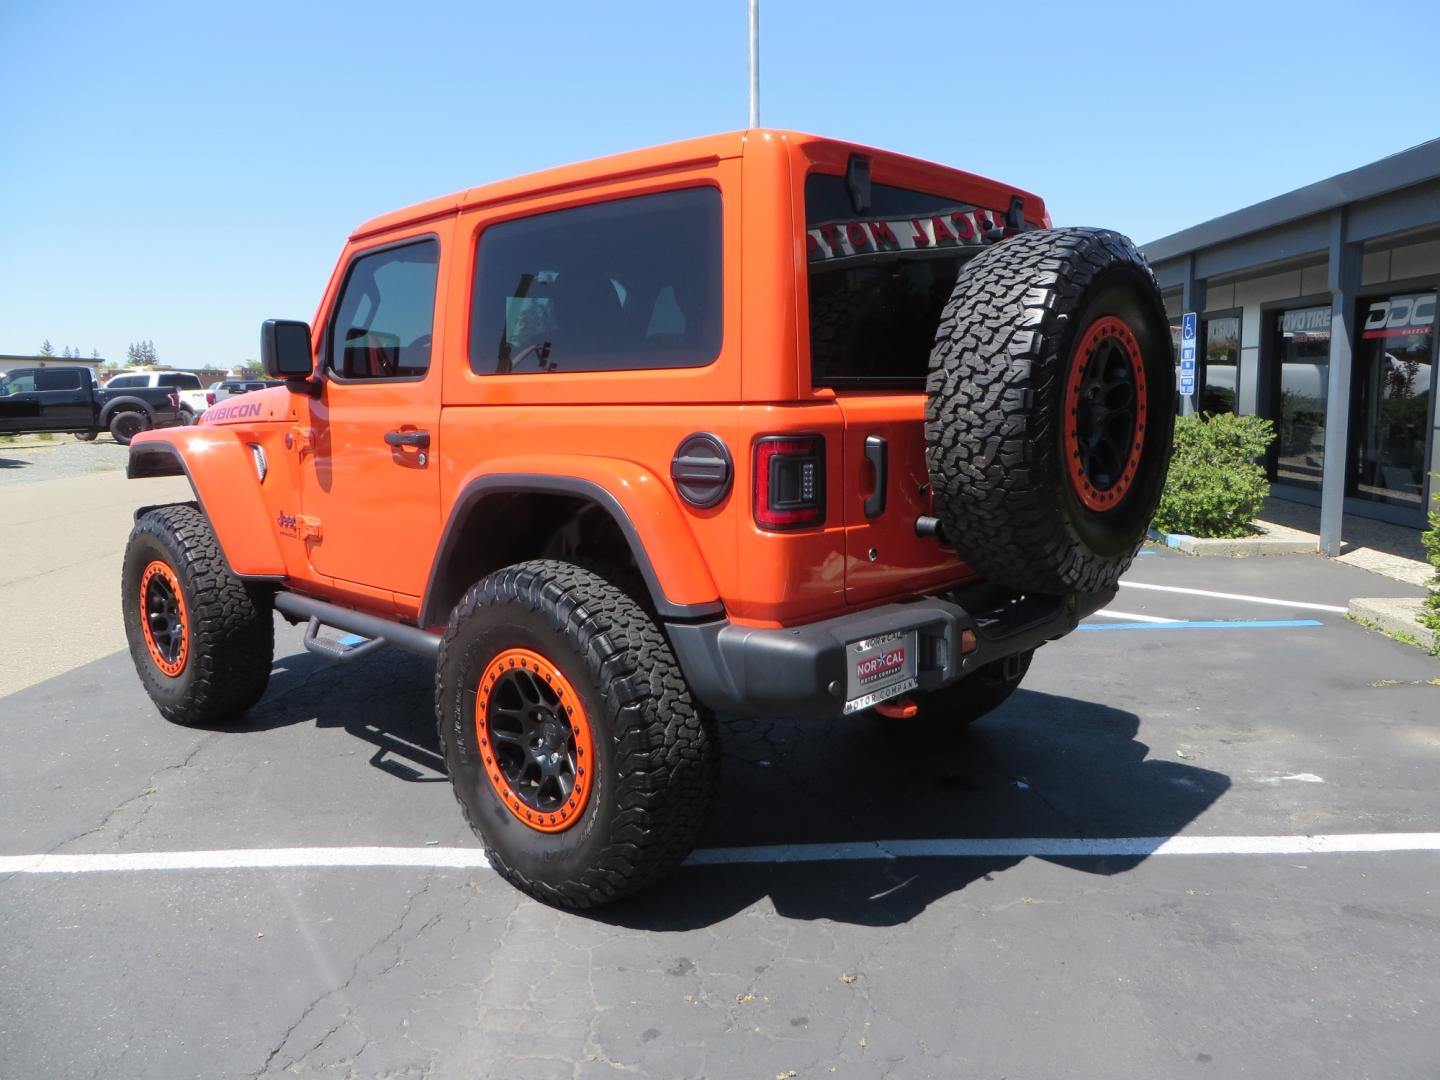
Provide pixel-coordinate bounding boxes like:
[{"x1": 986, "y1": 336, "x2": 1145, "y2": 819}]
[
  {"x1": 1146, "y1": 526, "x2": 1318, "y2": 557},
  {"x1": 1348, "y1": 596, "x2": 1439, "y2": 654}
]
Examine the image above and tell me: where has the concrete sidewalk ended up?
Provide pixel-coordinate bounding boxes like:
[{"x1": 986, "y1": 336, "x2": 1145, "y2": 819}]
[{"x1": 0, "y1": 470, "x2": 190, "y2": 696}]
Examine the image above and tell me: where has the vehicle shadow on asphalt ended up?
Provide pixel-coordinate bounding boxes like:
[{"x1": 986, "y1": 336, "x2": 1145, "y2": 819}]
[
  {"x1": 226, "y1": 649, "x2": 1229, "y2": 929},
  {"x1": 211, "y1": 647, "x2": 448, "y2": 783},
  {"x1": 596, "y1": 688, "x2": 1230, "y2": 930},
  {"x1": 0, "y1": 455, "x2": 28, "y2": 469}
]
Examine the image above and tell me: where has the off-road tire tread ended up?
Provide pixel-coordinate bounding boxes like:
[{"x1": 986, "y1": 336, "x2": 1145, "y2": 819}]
[
  {"x1": 436, "y1": 559, "x2": 719, "y2": 909},
  {"x1": 925, "y1": 227, "x2": 1172, "y2": 594},
  {"x1": 124, "y1": 505, "x2": 273, "y2": 725}
]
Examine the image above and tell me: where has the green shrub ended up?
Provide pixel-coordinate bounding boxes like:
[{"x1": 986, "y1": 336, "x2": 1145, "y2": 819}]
[
  {"x1": 1153, "y1": 412, "x2": 1276, "y2": 539},
  {"x1": 1421, "y1": 483, "x2": 1440, "y2": 637}
]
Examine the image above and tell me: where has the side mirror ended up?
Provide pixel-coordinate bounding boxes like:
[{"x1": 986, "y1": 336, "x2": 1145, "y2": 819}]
[{"x1": 260, "y1": 319, "x2": 315, "y2": 381}]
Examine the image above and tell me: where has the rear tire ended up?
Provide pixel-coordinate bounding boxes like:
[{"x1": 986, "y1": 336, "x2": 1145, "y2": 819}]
[
  {"x1": 122, "y1": 505, "x2": 274, "y2": 726},
  {"x1": 873, "y1": 650, "x2": 1033, "y2": 735},
  {"x1": 925, "y1": 228, "x2": 1174, "y2": 595},
  {"x1": 74, "y1": 430, "x2": 98, "y2": 442},
  {"x1": 108, "y1": 409, "x2": 149, "y2": 446},
  {"x1": 436, "y1": 559, "x2": 719, "y2": 909}
]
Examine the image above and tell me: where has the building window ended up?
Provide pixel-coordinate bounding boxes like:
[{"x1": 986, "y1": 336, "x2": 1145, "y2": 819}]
[
  {"x1": 1200, "y1": 315, "x2": 1240, "y2": 415},
  {"x1": 1267, "y1": 305, "x2": 1331, "y2": 491},
  {"x1": 1351, "y1": 291, "x2": 1435, "y2": 510}
]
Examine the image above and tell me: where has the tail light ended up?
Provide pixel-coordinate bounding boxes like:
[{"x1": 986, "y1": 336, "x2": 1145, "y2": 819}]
[
  {"x1": 167, "y1": 392, "x2": 181, "y2": 408},
  {"x1": 206, "y1": 391, "x2": 216, "y2": 406},
  {"x1": 753, "y1": 435, "x2": 825, "y2": 530}
]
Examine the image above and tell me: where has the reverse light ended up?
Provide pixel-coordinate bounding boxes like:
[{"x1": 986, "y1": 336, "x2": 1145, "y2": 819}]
[{"x1": 753, "y1": 435, "x2": 825, "y2": 530}]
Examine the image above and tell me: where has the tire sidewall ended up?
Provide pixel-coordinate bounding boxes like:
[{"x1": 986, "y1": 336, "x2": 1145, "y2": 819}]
[
  {"x1": 122, "y1": 527, "x2": 198, "y2": 708},
  {"x1": 439, "y1": 601, "x2": 621, "y2": 887},
  {"x1": 1052, "y1": 269, "x2": 1175, "y2": 558},
  {"x1": 110, "y1": 411, "x2": 147, "y2": 445}
]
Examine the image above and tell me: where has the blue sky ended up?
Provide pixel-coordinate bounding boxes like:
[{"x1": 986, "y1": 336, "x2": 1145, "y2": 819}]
[{"x1": 2, "y1": 0, "x2": 1433, "y2": 370}]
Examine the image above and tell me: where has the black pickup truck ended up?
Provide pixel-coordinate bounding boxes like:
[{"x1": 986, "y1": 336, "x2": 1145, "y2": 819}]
[{"x1": 0, "y1": 366, "x2": 187, "y2": 445}]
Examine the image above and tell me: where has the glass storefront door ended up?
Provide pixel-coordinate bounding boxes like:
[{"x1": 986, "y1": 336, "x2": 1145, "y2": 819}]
[
  {"x1": 1266, "y1": 305, "x2": 1331, "y2": 491},
  {"x1": 1350, "y1": 291, "x2": 1435, "y2": 512}
]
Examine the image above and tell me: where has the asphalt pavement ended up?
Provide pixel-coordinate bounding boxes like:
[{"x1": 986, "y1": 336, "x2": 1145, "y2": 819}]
[{"x1": 1, "y1": 471, "x2": 1437, "y2": 1079}]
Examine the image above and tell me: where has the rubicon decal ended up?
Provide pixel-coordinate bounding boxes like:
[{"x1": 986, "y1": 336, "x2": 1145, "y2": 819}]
[
  {"x1": 807, "y1": 206, "x2": 1012, "y2": 262},
  {"x1": 855, "y1": 647, "x2": 908, "y2": 685},
  {"x1": 204, "y1": 401, "x2": 264, "y2": 422}
]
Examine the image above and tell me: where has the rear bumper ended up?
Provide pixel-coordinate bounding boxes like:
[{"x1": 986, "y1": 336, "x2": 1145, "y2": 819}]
[{"x1": 667, "y1": 584, "x2": 1115, "y2": 720}]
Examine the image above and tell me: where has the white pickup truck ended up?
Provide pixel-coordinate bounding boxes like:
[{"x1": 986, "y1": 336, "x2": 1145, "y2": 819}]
[{"x1": 102, "y1": 370, "x2": 210, "y2": 422}]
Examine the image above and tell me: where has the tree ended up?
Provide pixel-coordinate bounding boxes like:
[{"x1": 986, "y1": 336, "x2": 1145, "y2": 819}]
[
  {"x1": 91, "y1": 348, "x2": 101, "y2": 360},
  {"x1": 39, "y1": 339, "x2": 54, "y2": 357}
]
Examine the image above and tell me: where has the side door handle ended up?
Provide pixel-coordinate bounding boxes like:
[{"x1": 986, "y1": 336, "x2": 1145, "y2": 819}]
[
  {"x1": 863, "y1": 435, "x2": 888, "y2": 518},
  {"x1": 384, "y1": 429, "x2": 430, "y2": 449}
]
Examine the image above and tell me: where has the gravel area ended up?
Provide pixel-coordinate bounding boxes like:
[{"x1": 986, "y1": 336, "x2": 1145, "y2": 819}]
[{"x1": 0, "y1": 436, "x2": 130, "y2": 487}]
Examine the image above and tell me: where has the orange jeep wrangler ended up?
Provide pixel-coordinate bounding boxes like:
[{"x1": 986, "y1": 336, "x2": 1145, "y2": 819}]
[{"x1": 122, "y1": 130, "x2": 1174, "y2": 907}]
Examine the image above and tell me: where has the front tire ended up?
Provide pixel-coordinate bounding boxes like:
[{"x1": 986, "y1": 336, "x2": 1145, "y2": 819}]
[
  {"x1": 436, "y1": 560, "x2": 719, "y2": 909},
  {"x1": 122, "y1": 505, "x2": 274, "y2": 726}
]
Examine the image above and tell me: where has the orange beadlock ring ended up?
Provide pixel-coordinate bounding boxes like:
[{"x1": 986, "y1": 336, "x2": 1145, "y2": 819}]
[
  {"x1": 138, "y1": 559, "x2": 189, "y2": 677},
  {"x1": 475, "y1": 648, "x2": 595, "y2": 833},
  {"x1": 1063, "y1": 315, "x2": 1149, "y2": 512}
]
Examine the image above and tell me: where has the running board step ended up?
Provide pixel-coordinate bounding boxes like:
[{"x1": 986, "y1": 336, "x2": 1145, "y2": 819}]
[{"x1": 273, "y1": 592, "x2": 442, "y2": 661}]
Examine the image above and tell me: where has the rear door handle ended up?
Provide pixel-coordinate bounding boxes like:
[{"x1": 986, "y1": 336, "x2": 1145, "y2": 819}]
[
  {"x1": 864, "y1": 435, "x2": 888, "y2": 518},
  {"x1": 384, "y1": 429, "x2": 429, "y2": 448}
]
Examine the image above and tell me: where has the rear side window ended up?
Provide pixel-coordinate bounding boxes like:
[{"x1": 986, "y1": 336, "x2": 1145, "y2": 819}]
[
  {"x1": 469, "y1": 187, "x2": 722, "y2": 375},
  {"x1": 158, "y1": 373, "x2": 202, "y2": 390},
  {"x1": 35, "y1": 369, "x2": 84, "y2": 391},
  {"x1": 328, "y1": 238, "x2": 440, "y2": 380},
  {"x1": 806, "y1": 174, "x2": 1004, "y2": 389}
]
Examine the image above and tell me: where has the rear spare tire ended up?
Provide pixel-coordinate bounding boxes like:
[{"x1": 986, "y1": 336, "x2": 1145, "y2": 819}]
[{"x1": 925, "y1": 228, "x2": 1174, "y2": 595}]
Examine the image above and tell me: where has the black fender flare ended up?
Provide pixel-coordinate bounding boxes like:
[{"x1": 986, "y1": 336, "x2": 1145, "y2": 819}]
[
  {"x1": 99, "y1": 396, "x2": 157, "y2": 427},
  {"x1": 418, "y1": 474, "x2": 726, "y2": 629}
]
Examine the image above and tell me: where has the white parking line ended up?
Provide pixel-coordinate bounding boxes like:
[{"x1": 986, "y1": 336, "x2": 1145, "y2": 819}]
[
  {"x1": 3, "y1": 834, "x2": 1439, "y2": 876},
  {"x1": 1093, "y1": 609, "x2": 1182, "y2": 624},
  {"x1": 1118, "y1": 581, "x2": 1348, "y2": 614}
]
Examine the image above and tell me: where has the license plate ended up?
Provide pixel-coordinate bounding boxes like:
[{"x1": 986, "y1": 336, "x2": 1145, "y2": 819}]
[{"x1": 842, "y1": 630, "x2": 919, "y2": 715}]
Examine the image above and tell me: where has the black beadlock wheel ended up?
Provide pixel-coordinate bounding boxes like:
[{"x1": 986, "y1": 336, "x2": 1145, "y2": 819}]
[
  {"x1": 122, "y1": 505, "x2": 274, "y2": 726},
  {"x1": 925, "y1": 228, "x2": 1175, "y2": 595},
  {"x1": 436, "y1": 559, "x2": 719, "y2": 909},
  {"x1": 108, "y1": 410, "x2": 149, "y2": 446}
]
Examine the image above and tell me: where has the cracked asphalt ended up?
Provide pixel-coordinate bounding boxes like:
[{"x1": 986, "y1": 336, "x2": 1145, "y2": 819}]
[{"x1": 3, "y1": 474, "x2": 1439, "y2": 1078}]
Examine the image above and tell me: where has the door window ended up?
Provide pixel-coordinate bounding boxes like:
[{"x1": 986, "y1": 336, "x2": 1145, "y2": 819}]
[
  {"x1": 328, "y1": 238, "x2": 440, "y2": 380},
  {"x1": 1351, "y1": 291, "x2": 1434, "y2": 509}
]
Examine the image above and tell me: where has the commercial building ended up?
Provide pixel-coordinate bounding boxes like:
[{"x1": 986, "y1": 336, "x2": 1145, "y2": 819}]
[{"x1": 1143, "y1": 140, "x2": 1440, "y2": 552}]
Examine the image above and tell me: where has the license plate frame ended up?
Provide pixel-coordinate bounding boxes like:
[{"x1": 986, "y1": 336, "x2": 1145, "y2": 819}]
[{"x1": 842, "y1": 629, "x2": 919, "y2": 715}]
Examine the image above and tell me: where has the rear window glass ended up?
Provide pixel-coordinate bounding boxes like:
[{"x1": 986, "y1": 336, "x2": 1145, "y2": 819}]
[
  {"x1": 107, "y1": 375, "x2": 145, "y2": 388},
  {"x1": 158, "y1": 373, "x2": 202, "y2": 390},
  {"x1": 469, "y1": 187, "x2": 722, "y2": 375},
  {"x1": 806, "y1": 174, "x2": 1005, "y2": 389}
]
